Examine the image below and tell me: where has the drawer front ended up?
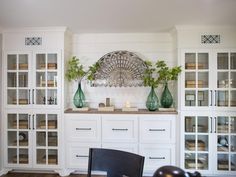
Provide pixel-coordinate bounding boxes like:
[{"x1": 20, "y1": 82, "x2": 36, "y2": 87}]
[
  {"x1": 139, "y1": 144, "x2": 175, "y2": 174},
  {"x1": 67, "y1": 143, "x2": 101, "y2": 169},
  {"x1": 139, "y1": 115, "x2": 176, "y2": 143},
  {"x1": 65, "y1": 114, "x2": 101, "y2": 142},
  {"x1": 102, "y1": 143, "x2": 138, "y2": 154},
  {"x1": 102, "y1": 115, "x2": 138, "y2": 142}
]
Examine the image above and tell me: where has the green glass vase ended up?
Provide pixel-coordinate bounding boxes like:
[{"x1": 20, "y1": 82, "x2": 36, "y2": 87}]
[
  {"x1": 146, "y1": 86, "x2": 159, "y2": 111},
  {"x1": 161, "y1": 82, "x2": 173, "y2": 108},
  {"x1": 73, "y1": 81, "x2": 85, "y2": 108}
]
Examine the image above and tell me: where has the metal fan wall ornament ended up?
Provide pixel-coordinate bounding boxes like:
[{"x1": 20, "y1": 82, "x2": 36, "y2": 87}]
[{"x1": 91, "y1": 50, "x2": 147, "y2": 87}]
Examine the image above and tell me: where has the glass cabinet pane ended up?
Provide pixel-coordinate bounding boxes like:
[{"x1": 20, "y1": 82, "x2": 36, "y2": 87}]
[
  {"x1": 19, "y1": 131, "x2": 28, "y2": 146},
  {"x1": 47, "y1": 53, "x2": 57, "y2": 70},
  {"x1": 18, "y1": 72, "x2": 28, "y2": 87},
  {"x1": 231, "y1": 117, "x2": 236, "y2": 133},
  {"x1": 198, "y1": 153, "x2": 208, "y2": 170},
  {"x1": 218, "y1": 154, "x2": 229, "y2": 171},
  {"x1": 217, "y1": 116, "x2": 229, "y2": 133},
  {"x1": 7, "y1": 73, "x2": 17, "y2": 87},
  {"x1": 36, "y1": 72, "x2": 46, "y2": 87},
  {"x1": 217, "y1": 135, "x2": 229, "y2": 152},
  {"x1": 19, "y1": 148, "x2": 29, "y2": 164},
  {"x1": 185, "y1": 53, "x2": 196, "y2": 70},
  {"x1": 19, "y1": 54, "x2": 28, "y2": 70},
  {"x1": 36, "y1": 89, "x2": 46, "y2": 105},
  {"x1": 231, "y1": 136, "x2": 236, "y2": 152},
  {"x1": 218, "y1": 53, "x2": 229, "y2": 70},
  {"x1": 47, "y1": 72, "x2": 57, "y2": 87},
  {"x1": 185, "y1": 116, "x2": 195, "y2": 133},
  {"x1": 48, "y1": 132, "x2": 57, "y2": 146},
  {"x1": 185, "y1": 91, "x2": 196, "y2": 106},
  {"x1": 48, "y1": 114, "x2": 57, "y2": 129},
  {"x1": 7, "y1": 90, "x2": 17, "y2": 104},
  {"x1": 48, "y1": 149, "x2": 58, "y2": 165},
  {"x1": 36, "y1": 132, "x2": 46, "y2": 146},
  {"x1": 198, "y1": 53, "x2": 209, "y2": 70},
  {"x1": 218, "y1": 72, "x2": 229, "y2": 88},
  {"x1": 197, "y1": 135, "x2": 208, "y2": 151},
  {"x1": 18, "y1": 89, "x2": 29, "y2": 105},
  {"x1": 8, "y1": 131, "x2": 17, "y2": 146},
  {"x1": 231, "y1": 155, "x2": 236, "y2": 171},
  {"x1": 217, "y1": 91, "x2": 229, "y2": 107},
  {"x1": 8, "y1": 114, "x2": 17, "y2": 129},
  {"x1": 185, "y1": 153, "x2": 196, "y2": 169},
  {"x1": 230, "y1": 72, "x2": 236, "y2": 88},
  {"x1": 19, "y1": 114, "x2": 29, "y2": 129},
  {"x1": 231, "y1": 91, "x2": 236, "y2": 107},
  {"x1": 8, "y1": 148, "x2": 17, "y2": 164},
  {"x1": 36, "y1": 54, "x2": 46, "y2": 70},
  {"x1": 7, "y1": 54, "x2": 17, "y2": 70},
  {"x1": 185, "y1": 135, "x2": 196, "y2": 151},
  {"x1": 37, "y1": 149, "x2": 46, "y2": 164},
  {"x1": 198, "y1": 72, "x2": 208, "y2": 88},
  {"x1": 231, "y1": 53, "x2": 236, "y2": 69},
  {"x1": 197, "y1": 90, "x2": 208, "y2": 107},
  {"x1": 36, "y1": 114, "x2": 46, "y2": 129},
  {"x1": 185, "y1": 72, "x2": 196, "y2": 88},
  {"x1": 197, "y1": 116, "x2": 209, "y2": 133}
]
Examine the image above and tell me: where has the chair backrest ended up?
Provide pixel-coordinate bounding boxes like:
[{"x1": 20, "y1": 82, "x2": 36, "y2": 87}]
[{"x1": 87, "y1": 148, "x2": 145, "y2": 177}]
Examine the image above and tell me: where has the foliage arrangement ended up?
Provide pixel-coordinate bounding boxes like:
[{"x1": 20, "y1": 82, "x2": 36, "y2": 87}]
[
  {"x1": 156, "y1": 60, "x2": 182, "y2": 84},
  {"x1": 143, "y1": 60, "x2": 181, "y2": 87},
  {"x1": 65, "y1": 56, "x2": 100, "y2": 82}
]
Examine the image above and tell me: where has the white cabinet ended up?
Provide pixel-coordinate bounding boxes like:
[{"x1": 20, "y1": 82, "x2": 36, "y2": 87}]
[
  {"x1": 181, "y1": 111, "x2": 236, "y2": 175},
  {"x1": 102, "y1": 115, "x2": 138, "y2": 143},
  {"x1": 181, "y1": 50, "x2": 236, "y2": 111},
  {"x1": 1, "y1": 28, "x2": 70, "y2": 175},
  {"x1": 64, "y1": 112, "x2": 177, "y2": 175},
  {"x1": 4, "y1": 51, "x2": 61, "y2": 108},
  {"x1": 4, "y1": 110, "x2": 60, "y2": 168}
]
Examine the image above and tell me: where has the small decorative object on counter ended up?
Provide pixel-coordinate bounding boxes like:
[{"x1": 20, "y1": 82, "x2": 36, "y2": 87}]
[{"x1": 73, "y1": 81, "x2": 85, "y2": 108}]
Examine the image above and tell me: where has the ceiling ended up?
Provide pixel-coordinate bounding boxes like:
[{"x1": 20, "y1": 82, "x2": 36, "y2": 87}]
[{"x1": 0, "y1": 0, "x2": 236, "y2": 33}]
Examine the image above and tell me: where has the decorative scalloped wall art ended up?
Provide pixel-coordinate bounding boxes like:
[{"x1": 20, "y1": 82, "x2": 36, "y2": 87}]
[{"x1": 90, "y1": 50, "x2": 147, "y2": 87}]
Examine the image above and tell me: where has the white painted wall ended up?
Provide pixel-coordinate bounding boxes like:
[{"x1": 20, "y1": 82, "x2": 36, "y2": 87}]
[
  {"x1": 0, "y1": 33, "x2": 3, "y2": 172},
  {"x1": 67, "y1": 33, "x2": 178, "y2": 109}
]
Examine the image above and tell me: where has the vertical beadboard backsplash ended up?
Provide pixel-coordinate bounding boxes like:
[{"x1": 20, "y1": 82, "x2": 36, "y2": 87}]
[{"x1": 67, "y1": 33, "x2": 177, "y2": 109}]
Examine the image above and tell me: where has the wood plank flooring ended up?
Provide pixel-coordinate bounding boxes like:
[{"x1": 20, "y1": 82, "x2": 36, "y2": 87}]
[{"x1": 1, "y1": 173, "x2": 95, "y2": 177}]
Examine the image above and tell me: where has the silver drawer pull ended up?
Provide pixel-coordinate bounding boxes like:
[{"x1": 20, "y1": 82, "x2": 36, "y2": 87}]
[
  {"x1": 76, "y1": 155, "x2": 88, "y2": 158},
  {"x1": 76, "y1": 128, "x2": 92, "y2": 131},
  {"x1": 149, "y1": 157, "x2": 165, "y2": 160},
  {"x1": 112, "y1": 128, "x2": 128, "y2": 131},
  {"x1": 149, "y1": 129, "x2": 166, "y2": 131}
]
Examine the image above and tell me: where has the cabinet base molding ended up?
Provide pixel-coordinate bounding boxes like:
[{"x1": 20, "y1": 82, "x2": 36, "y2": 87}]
[
  {"x1": 0, "y1": 168, "x2": 12, "y2": 176},
  {"x1": 55, "y1": 169, "x2": 74, "y2": 176}
]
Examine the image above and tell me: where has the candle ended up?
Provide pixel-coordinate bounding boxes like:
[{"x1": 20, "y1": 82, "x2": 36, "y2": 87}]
[{"x1": 125, "y1": 101, "x2": 131, "y2": 108}]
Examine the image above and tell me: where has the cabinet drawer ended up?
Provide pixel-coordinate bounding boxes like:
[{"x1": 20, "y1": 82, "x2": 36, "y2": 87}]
[
  {"x1": 65, "y1": 114, "x2": 101, "y2": 142},
  {"x1": 66, "y1": 143, "x2": 101, "y2": 169},
  {"x1": 139, "y1": 144, "x2": 175, "y2": 174},
  {"x1": 102, "y1": 143, "x2": 138, "y2": 154},
  {"x1": 102, "y1": 115, "x2": 138, "y2": 142},
  {"x1": 139, "y1": 115, "x2": 176, "y2": 143}
]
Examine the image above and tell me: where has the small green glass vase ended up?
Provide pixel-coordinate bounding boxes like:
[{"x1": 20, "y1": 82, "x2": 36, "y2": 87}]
[
  {"x1": 161, "y1": 82, "x2": 173, "y2": 108},
  {"x1": 146, "y1": 86, "x2": 159, "y2": 111},
  {"x1": 73, "y1": 81, "x2": 85, "y2": 108}
]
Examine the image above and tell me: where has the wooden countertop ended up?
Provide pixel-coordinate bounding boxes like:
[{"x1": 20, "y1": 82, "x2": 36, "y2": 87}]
[{"x1": 64, "y1": 108, "x2": 178, "y2": 114}]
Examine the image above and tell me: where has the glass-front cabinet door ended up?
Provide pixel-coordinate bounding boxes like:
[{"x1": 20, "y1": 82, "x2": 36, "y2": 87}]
[
  {"x1": 216, "y1": 116, "x2": 236, "y2": 172},
  {"x1": 184, "y1": 52, "x2": 210, "y2": 108},
  {"x1": 6, "y1": 53, "x2": 30, "y2": 106},
  {"x1": 34, "y1": 53, "x2": 58, "y2": 106},
  {"x1": 216, "y1": 52, "x2": 236, "y2": 108},
  {"x1": 184, "y1": 115, "x2": 211, "y2": 172},
  {"x1": 35, "y1": 113, "x2": 58, "y2": 166},
  {"x1": 6, "y1": 113, "x2": 31, "y2": 167}
]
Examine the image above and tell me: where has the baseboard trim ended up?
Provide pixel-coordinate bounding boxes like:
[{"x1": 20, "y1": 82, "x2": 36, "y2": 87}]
[{"x1": 0, "y1": 168, "x2": 11, "y2": 176}]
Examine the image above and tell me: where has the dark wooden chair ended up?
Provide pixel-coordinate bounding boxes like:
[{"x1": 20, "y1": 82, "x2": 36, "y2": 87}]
[{"x1": 87, "y1": 148, "x2": 145, "y2": 177}]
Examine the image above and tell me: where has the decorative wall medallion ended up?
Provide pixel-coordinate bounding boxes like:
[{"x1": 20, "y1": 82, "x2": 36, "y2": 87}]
[
  {"x1": 91, "y1": 50, "x2": 147, "y2": 87},
  {"x1": 25, "y1": 37, "x2": 42, "y2": 46},
  {"x1": 201, "y1": 35, "x2": 220, "y2": 44}
]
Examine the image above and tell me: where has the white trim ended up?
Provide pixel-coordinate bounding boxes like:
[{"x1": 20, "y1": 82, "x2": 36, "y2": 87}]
[
  {"x1": 175, "y1": 25, "x2": 236, "y2": 31},
  {"x1": 2, "y1": 27, "x2": 67, "y2": 33}
]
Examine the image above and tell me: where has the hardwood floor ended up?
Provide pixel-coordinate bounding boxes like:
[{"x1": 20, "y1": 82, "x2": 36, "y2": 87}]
[{"x1": 1, "y1": 173, "x2": 95, "y2": 177}]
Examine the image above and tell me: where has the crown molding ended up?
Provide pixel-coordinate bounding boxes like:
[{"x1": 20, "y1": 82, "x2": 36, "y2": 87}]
[{"x1": 2, "y1": 26, "x2": 68, "y2": 33}]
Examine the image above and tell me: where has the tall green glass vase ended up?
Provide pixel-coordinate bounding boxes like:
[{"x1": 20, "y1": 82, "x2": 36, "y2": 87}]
[
  {"x1": 73, "y1": 81, "x2": 85, "y2": 108},
  {"x1": 146, "y1": 86, "x2": 159, "y2": 111},
  {"x1": 161, "y1": 82, "x2": 173, "y2": 108}
]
